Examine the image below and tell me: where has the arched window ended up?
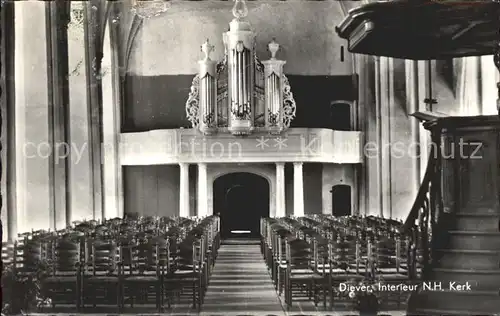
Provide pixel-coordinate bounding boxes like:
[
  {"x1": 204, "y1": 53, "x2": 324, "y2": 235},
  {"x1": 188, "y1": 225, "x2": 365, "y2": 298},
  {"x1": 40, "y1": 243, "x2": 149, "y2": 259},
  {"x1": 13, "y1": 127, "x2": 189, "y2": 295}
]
[
  {"x1": 330, "y1": 184, "x2": 352, "y2": 216},
  {"x1": 329, "y1": 100, "x2": 352, "y2": 131}
]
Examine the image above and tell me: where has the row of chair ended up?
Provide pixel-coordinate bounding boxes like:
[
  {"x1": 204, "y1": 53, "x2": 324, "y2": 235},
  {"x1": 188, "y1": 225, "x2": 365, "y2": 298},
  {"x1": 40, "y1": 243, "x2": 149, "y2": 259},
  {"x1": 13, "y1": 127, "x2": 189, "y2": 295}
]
[
  {"x1": 2, "y1": 215, "x2": 221, "y2": 313},
  {"x1": 260, "y1": 215, "x2": 417, "y2": 310}
]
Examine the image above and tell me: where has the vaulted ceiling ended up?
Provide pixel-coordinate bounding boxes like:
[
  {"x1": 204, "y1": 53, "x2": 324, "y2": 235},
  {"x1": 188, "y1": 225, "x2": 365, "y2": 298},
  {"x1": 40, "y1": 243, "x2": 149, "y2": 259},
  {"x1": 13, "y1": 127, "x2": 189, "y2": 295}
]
[{"x1": 113, "y1": 0, "x2": 364, "y2": 77}]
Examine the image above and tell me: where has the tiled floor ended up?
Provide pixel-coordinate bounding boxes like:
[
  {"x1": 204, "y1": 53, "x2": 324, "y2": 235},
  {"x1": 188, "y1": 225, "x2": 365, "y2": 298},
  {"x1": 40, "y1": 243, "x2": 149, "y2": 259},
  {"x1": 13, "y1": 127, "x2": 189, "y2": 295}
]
[
  {"x1": 201, "y1": 244, "x2": 405, "y2": 316},
  {"x1": 200, "y1": 243, "x2": 405, "y2": 316},
  {"x1": 201, "y1": 244, "x2": 285, "y2": 315}
]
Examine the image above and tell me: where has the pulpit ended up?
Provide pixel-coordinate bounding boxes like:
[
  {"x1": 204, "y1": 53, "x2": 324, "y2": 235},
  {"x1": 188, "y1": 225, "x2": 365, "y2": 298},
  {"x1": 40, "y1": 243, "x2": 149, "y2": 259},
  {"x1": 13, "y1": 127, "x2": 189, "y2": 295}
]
[
  {"x1": 428, "y1": 117, "x2": 500, "y2": 217},
  {"x1": 401, "y1": 115, "x2": 500, "y2": 314},
  {"x1": 336, "y1": 0, "x2": 500, "y2": 314}
]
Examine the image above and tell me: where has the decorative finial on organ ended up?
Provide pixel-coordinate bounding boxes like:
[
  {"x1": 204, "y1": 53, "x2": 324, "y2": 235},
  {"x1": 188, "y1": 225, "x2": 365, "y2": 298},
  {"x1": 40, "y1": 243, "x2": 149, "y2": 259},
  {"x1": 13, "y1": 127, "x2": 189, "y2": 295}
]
[
  {"x1": 201, "y1": 39, "x2": 214, "y2": 61},
  {"x1": 268, "y1": 38, "x2": 279, "y2": 59},
  {"x1": 232, "y1": 0, "x2": 248, "y2": 20}
]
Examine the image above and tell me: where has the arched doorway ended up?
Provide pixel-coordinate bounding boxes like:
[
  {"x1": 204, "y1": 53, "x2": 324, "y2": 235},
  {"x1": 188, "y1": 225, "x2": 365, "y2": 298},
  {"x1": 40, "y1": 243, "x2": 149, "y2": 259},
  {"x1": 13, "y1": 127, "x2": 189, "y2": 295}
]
[
  {"x1": 213, "y1": 172, "x2": 270, "y2": 239},
  {"x1": 331, "y1": 184, "x2": 352, "y2": 216}
]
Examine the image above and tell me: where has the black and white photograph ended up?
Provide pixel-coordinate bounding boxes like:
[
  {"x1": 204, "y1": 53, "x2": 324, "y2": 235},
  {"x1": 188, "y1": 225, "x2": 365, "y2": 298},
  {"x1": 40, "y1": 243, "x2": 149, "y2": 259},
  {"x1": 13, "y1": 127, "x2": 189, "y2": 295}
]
[{"x1": 1, "y1": 0, "x2": 500, "y2": 315}]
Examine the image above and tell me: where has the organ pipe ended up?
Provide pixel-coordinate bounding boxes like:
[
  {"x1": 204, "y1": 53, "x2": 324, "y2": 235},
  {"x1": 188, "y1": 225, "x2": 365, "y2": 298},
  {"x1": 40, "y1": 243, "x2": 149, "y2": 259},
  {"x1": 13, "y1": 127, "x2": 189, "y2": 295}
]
[
  {"x1": 226, "y1": 6, "x2": 255, "y2": 135},
  {"x1": 198, "y1": 39, "x2": 217, "y2": 135},
  {"x1": 262, "y1": 39, "x2": 286, "y2": 134}
]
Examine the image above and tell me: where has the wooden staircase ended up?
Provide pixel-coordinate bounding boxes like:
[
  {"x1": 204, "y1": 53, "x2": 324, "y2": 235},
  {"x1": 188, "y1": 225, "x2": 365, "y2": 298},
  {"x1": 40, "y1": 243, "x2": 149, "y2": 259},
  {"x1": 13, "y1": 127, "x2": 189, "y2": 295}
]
[{"x1": 405, "y1": 116, "x2": 500, "y2": 315}]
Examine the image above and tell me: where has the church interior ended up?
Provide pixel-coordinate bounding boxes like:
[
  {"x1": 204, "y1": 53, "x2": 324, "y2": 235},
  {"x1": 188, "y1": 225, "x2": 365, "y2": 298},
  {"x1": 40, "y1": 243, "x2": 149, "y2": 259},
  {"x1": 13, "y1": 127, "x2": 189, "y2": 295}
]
[{"x1": 1, "y1": 0, "x2": 500, "y2": 315}]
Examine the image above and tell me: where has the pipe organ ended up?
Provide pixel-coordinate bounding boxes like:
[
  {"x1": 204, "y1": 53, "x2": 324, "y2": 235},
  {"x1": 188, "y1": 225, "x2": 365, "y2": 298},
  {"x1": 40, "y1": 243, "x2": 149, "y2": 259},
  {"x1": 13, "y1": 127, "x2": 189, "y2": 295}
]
[{"x1": 186, "y1": 0, "x2": 296, "y2": 136}]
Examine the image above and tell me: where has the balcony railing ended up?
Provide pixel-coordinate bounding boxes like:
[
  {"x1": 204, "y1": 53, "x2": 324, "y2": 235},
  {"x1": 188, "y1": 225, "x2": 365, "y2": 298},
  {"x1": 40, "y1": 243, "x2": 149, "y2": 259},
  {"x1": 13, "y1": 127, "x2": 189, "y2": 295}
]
[{"x1": 119, "y1": 128, "x2": 363, "y2": 165}]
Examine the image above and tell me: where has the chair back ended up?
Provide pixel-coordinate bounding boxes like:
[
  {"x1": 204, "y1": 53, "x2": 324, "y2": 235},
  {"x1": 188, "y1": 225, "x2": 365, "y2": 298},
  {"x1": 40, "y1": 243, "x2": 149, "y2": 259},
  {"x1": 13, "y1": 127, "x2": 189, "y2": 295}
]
[
  {"x1": 87, "y1": 239, "x2": 118, "y2": 275},
  {"x1": 2, "y1": 241, "x2": 14, "y2": 265},
  {"x1": 13, "y1": 236, "x2": 43, "y2": 275},
  {"x1": 53, "y1": 234, "x2": 82, "y2": 276},
  {"x1": 286, "y1": 237, "x2": 312, "y2": 270}
]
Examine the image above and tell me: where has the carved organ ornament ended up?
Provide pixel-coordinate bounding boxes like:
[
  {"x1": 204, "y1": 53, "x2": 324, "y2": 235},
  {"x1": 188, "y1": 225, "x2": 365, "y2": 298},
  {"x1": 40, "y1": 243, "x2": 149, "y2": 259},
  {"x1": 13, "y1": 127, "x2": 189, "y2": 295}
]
[{"x1": 185, "y1": 0, "x2": 296, "y2": 136}]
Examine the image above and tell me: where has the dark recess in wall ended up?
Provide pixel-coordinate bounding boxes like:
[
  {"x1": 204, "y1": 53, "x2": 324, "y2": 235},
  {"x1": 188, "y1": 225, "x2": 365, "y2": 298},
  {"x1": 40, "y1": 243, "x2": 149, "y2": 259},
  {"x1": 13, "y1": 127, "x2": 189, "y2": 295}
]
[
  {"x1": 122, "y1": 74, "x2": 358, "y2": 132},
  {"x1": 123, "y1": 165, "x2": 198, "y2": 218}
]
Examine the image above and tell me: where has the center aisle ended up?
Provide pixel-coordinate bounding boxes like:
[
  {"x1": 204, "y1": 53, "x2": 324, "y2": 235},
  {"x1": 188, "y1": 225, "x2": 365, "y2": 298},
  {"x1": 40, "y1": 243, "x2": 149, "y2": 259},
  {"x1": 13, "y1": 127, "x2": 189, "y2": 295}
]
[{"x1": 200, "y1": 244, "x2": 285, "y2": 315}]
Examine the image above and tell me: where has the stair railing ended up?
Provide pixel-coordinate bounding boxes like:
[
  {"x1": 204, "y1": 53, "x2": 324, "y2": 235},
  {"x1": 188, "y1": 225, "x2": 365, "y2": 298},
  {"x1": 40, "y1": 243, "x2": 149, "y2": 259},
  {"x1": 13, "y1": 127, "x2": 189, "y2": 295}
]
[{"x1": 402, "y1": 127, "x2": 442, "y2": 280}]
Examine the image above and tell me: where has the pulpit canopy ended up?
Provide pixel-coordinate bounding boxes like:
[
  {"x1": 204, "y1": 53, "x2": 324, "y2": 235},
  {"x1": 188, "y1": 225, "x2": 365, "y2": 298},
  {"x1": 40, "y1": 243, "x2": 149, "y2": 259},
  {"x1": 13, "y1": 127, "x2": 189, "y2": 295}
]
[{"x1": 336, "y1": 0, "x2": 500, "y2": 60}]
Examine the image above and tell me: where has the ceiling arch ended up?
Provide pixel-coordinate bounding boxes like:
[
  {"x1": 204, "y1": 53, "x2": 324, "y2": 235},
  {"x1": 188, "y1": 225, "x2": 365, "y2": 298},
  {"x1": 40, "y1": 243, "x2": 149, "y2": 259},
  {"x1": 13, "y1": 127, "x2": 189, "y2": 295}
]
[{"x1": 122, "y1": 1, "x2": 356, "y2": 76}]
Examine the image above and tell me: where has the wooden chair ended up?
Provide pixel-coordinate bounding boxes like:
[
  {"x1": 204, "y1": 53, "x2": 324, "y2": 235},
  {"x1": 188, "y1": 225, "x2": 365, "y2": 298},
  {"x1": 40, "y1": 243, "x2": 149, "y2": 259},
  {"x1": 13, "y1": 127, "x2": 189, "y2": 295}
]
[
  {"x1": 274, "y1": 233, "x2": 287, "y2": 295},
  {"x1": 9, "y1": 233, "x2": 46, "y2": 312},
  {"x1": 81, "y1": 238, "x2": 120, "y2": 309},
  {"x1": 13, "y1": 234, "x2": 43, "y2": 277},
  {"x1": 310, "y1": 237, "x2": 331, "y2": 309},
  {"x1": 374, "y1": 235, "x2": 410, "y2": 309},
  {"x1": 165, "y1": 236, "x2": 205, "y2": 311},
  {"x1": 41, "y1": 232, "x2": 83, "y2": 310},
  {"x1": 283, "y1": 237, "x2": 324, "y2": 309},
  {"x1": 325, "y1": 234, "x2": 365, "y2": 310},
  {"x1": 119, "y1": 236, "x2": 162, "y2": 311},
  {"x1": 2, "y1": 241, "x2": 15, "y2": 265},
  {"x1": 160, "y1": 234, "x2": 177, "y2": 309},
  {"x1": 270, "y1": 226, "x2": 289, "y2": 294}
]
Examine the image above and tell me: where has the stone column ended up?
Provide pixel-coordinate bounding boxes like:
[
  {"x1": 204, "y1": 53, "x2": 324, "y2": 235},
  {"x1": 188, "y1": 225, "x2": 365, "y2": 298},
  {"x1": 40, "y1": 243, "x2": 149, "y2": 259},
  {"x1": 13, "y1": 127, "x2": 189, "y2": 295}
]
[
  {"x1": 14, "y1": 2, "x2": 51, "y2": 233},
  {"x1": 102, "y1": 7, "x2": 123, "y2": 219},
  {"x1": 405, "y1": 60, "x2": 421, "y2": 201},
  {"x1": 379, "y1": 57, "x2": 393, "y2": 219},
  {"x1": 83, "y1": 1, "x2": 104, "y2": 220},
  {"x1": 207, "y1": 178, "x2": 214, "y2": 216},
  {"x1": 481, "y1": 55, "x2": 499, "y2": 115},
  {"x1": 293, "y1": 162, "x2": 304, "y2": 217},
  {"x1": 495, "y1": 40, "x2": 500, "y2": 114},
  {"x1": 275, "y1": 162, "x2": 285, "y2": 217},
  {"x1": 67, "y1": 2, "x2": 93, "y2": 223},
  {"x1": 355, "y1": 54, "x2": 374, "y2": 216},
  {"x1": 372, "y1": 56, "x2": 383, "y2": 217},
  {"x1": 197, "y1": 163, "x2": 208, "y2": 217},
  {"x1": 47, "y1": 1, "x2": 70, "y2": 229},
  {"x1": 417, "y1": 60, "x2": 433, "y2": 180},
  {"x1": 459, "y1": 57, "x2": 482, "y2": 115},
  {"x1": 2, "y1": 0, "x2": 16, "y2": 241},
  {"x1": 179, "y1": 163, "x2": 190, "y2": 217}
]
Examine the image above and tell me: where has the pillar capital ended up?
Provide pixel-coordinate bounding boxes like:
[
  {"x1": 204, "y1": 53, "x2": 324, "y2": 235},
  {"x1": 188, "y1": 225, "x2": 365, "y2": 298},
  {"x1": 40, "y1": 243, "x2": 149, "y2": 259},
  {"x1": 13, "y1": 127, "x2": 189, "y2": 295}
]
[
  {"x1": 276, "y1": 162, "x2": 285, "y2": 168},
  {"x1": 293, "y1": 162, "x2": 303, "y2": 167}
]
